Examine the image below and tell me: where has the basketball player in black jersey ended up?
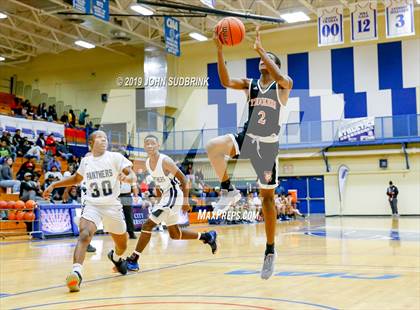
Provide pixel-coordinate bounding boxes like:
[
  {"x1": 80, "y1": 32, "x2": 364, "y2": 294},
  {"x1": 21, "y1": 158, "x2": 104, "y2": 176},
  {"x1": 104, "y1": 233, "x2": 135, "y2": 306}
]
[{"x1": 207, "y1": 27, "x2": 293, "y2": 279}]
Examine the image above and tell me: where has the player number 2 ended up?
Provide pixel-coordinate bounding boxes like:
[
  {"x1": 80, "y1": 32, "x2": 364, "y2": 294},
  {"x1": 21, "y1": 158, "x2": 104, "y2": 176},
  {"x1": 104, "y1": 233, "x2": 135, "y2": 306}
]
[
  {"x1": 90, "y1": 181, "x2": 113, "y2": 197},
  {"x1": 258, "y1": 111, "x2": 266, "y2": 125}
]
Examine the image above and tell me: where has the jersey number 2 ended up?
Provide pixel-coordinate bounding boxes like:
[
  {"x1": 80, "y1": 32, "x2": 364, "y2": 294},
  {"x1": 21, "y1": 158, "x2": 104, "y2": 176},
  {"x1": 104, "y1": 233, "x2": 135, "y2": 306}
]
[
  {"x1": 258, "y1": 111, "x2": 266, "y2": 125},
  {"x1": 90, "y1": 181, "x2": 113, "y2": 198}
]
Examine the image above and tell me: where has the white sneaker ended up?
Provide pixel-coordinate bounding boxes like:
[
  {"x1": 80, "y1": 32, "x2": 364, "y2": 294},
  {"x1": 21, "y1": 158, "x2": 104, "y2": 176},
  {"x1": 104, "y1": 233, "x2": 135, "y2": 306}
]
[
  {"x1": 261, "y1": 252, "x2": 276, "y2": 280},
  {"x1": 212, "y1": 189, "x2": 241, "y2": 212}
]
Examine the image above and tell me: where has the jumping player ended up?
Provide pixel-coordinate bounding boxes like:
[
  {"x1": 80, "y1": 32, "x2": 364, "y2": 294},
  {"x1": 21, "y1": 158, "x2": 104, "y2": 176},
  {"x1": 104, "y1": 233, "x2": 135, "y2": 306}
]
[
  {"x1": 125, "y1": 135, "x2": 217, "y2": 271},
  {"x1": 43, "y1": 131, "x2": 136, "y2": 292},
  {"x1": 206, "y1": 27, "x2": 293, "y2": 279}
]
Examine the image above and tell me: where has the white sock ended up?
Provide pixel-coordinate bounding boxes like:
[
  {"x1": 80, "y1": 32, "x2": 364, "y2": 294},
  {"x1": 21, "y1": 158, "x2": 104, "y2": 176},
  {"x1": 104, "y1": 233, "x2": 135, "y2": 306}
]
[
  {"x1": 133, "y1": 250, "x2": 141, "y2": 256},
  {"x1": 72, "y1": 263, "x2": 82, "y2": 275},
  {"x1": 112, "y1": 250, "x2": 122, "y2": 262},
  {"x1": 197, "y1": 232, "x2": 201, "y2": 240}
]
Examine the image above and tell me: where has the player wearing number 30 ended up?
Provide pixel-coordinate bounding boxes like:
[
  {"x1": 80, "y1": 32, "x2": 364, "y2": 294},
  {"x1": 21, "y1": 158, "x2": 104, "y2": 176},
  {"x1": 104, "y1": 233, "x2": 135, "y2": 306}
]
[{"x1": 43, "y1": 130, "x2": 136, "y2": 292}]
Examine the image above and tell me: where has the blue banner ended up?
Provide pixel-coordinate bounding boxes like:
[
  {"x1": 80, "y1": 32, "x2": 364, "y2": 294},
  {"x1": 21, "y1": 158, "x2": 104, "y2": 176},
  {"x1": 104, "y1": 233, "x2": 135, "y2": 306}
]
[
  {"x1": 92, "y1": 0, "x2": 109, "y2": 21},
  {"x1": 73, "y1": 0, "x2": 90, "y2": 13},
  {"x1": 164, "y1": 16, "x2": 180, "y2": 56}
]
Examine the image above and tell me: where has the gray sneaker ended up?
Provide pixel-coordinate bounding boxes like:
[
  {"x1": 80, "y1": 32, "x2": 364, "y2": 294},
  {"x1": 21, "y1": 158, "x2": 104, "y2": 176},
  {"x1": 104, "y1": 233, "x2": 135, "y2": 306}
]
[
  {"x1": 261, "y1": 252, "x2": 276, "y2": 280},
  {"x1": 212, "y1": 189, "x2": 241, "y2": 212}
]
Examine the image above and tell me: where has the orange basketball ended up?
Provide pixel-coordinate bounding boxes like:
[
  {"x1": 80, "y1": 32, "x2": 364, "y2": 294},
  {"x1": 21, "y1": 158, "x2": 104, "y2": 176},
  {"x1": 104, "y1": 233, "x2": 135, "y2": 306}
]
[
  {"x1": 215, "y1": 17, "x2": 245, "y2": 46},
  {"x1": 25, "y1": 200, "x2": 37, "y2": 210},
  {"x1": 8, "y1": 211, "x2": 16, "y2": 221},
  {"x1": 16, "y1": 211, "x2": 25, "y2": 221},
  {"x1": 0, "y1": 201, "x2": 7, "y2": 209},
  {"x1": 24, "y1": 211, "x2": 35, "y2": 221},
  {"x1": 7, "y1": 201, "x2": 16, "y2": 210},
  {"x1": 15, "y1": 200, "x2": 25, "y2": 210}
]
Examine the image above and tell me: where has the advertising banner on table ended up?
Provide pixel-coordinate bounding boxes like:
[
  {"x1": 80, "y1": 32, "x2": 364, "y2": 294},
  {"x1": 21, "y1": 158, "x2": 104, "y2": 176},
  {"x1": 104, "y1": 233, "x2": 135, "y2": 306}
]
[
  {"x1": 318, "y1": 6, "x2": 344, "y2": 46},
  {"x1": 350, "y1": 1, "x2": 378, "y2": 42},
  {"x1": 385, "y1": 0, "x2": 415, "y2": 38},
  {"x1": 338, "y1": 117, "x2": 375, "y2": 142},
  {"x1": 164, "y1": 16, "x2": 180, "y2": 56},
  {"x1": 0, "y1": 115, "x2": 64, "y2": 140},
  {"x1": 132, "y1": 206, "x2": 150, "y2": 231},
  {"x1": 40, "y1": 208, "x2": 73, "y2": 235}
]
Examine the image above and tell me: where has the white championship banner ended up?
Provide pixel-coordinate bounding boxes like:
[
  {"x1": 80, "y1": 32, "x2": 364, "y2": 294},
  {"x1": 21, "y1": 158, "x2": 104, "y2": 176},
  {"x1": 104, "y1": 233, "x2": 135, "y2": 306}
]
[
  {"x1": 318, "y1": 6, "x2": 344, "y2": 46},
  {"x1": 350, "y1": 1, "x2": 378, "y2": 42},
  {"x1": 0, "y1": 115, "x2": 65, "y2": 140},
  {"x1": 338, "y1": 117, "x2": 375, "y2": 142},
  {"x1": 385, "y1": 0, "x2": 415, "y2": 38}
]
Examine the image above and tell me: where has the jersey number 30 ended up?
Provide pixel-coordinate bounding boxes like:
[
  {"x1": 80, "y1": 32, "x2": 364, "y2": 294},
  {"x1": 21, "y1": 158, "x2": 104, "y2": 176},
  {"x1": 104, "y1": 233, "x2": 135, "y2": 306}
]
[
  {"x1": 90, "y1": 181, "x2": 113, "y2": 198},
  {"x1": 258, "y1": 111, "x2": 266, "y2": 125}
]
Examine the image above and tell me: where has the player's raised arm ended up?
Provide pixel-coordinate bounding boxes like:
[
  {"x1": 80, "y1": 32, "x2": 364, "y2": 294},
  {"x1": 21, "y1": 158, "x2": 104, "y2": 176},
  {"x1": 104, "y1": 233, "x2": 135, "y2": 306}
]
[
  {"x1": 214, "y1": 31, "x2": 249, "y2": 90},
  {"x1": 162, "y1": 157, "x2": 190, "y2": 212},
  {"x1": 253, "y1": 27, "x2": 292, "y2": 90}
]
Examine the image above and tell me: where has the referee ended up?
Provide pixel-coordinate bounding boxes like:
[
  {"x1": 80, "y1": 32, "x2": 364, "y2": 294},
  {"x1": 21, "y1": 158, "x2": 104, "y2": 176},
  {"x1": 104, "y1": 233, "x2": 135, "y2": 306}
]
[{"x1": 120, "y1": 180, "x2": 139, "y2": 239}]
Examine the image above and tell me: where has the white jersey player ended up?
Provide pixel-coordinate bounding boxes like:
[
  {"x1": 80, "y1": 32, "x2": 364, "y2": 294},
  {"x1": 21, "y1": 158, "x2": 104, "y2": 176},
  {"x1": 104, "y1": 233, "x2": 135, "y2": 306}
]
[
  {"x1": 125, "y1": 135, "x2": 218, "y2": 272},
  {"x1": 43, "y1": 131, "x2": 136, "y2": 292}
]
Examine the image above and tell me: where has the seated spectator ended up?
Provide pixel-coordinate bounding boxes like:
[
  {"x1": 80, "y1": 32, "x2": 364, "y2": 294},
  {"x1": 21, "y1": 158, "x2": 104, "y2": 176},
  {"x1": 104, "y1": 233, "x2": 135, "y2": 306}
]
[
  {"x1": 37, "y1": 102, "x2": 47, "y2": 120},
  {"x1": 43, "y1": 173, "x2": 63, "y2": 201},
  {"x1": 62, "y1": 185, "x2": 80, "y2": 204},
  {"x1": 24, "y1": 144, "x2": 45, "y2": 161},
  {"x1": 78, "y1": 109, "x2": 89, "y2": 126},
  {"x1": 16, "y1": 137, "x2": 31, "y2": 158},
  {"x1": 0, "y1": 140, "x2": 14, "y2": 161},
  {"x1": 1, "y1": 131, "x2": 11, "y2": 145},
  {"x1": 68, "y1": 109, "x2": 76, "y2": 127},
  {"x1": 56, "y1": 138, "x2": 72, "y2": 160},
  {"x1": 16, "y1": 158, "x2": 36, "y2": 180},
  {"x1": 45, "y1": 133, "x2": 56, "y2": 155},
  {"x1": 195, "y1": 168, "x2": 204, "y2": 184},
  {"x1": 12, "y1": 129, "x2": 23, "y2": 147},
  {"x1": 23, "y1": 100, "x2": 32, "y2": 116},
  {"x1": 47, "y1": 165, "x2": 63, "y2": 181},
  {"x1": 47, "y1": 155, "x2": 62, "y2": 172},
  {"x1": 60, "y1": 111, "x2": 69, "y2": 124},
  {"x1": 47, "y1": 104, "x2": 58, "y2": 121},
  {"x1": 0, "y1": 157, "x2": 21, "y2": 193},
  {"x1": 36, "y1": 132, "x2": 46, "y2": 149},
  {"x1": 20, "y1": 172, "x2": 43, "y2": 202}
]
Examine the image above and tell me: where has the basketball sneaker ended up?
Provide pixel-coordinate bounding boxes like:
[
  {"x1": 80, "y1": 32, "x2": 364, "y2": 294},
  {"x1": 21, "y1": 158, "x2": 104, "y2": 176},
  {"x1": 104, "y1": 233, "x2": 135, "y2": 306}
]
[
  {"x1": 66, "y1": 271, "x2": 82, "y2": 292},
  {"x1": 212, "y1": 189, "x2": 241, "y2": 212},
  {"x1": 261, "y1": 252, "x2": 276, "y2": 280},
  {"x1": 87, "y1": 244, "x2": 96, "y2": 253},
  {"x1": 202, "y1": 230, "x2": 218, "y2": 254},
  {"x1": 126, "y1": 255, "x2": 140, "y2": 272},
  {"x1": 107, "y1": 249, "x2": 128, "y2": 275}
]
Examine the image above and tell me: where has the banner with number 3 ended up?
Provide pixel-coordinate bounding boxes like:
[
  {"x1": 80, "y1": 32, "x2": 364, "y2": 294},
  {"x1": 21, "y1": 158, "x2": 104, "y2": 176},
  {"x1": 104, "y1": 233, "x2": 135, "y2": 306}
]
[
  {"x1": 350, "y1": 1, "x2": 377, "y2": 42},
  {"x1": 385, "y1": 0, "x2": 415, "y2": 38},
  {"x1": 318, "y1": 6, "x2": 344, "y2": 47}
]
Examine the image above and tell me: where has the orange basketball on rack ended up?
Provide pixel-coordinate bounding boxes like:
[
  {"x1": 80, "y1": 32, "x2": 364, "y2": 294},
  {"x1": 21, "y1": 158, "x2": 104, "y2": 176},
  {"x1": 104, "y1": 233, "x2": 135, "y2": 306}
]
[
  {"x1": 215, "y1": 17, "x2": 245, "y2": 46},
  {"x1": 8, "y1": 211, "x2": 16, "y2": 221},
  {"x1": 7, "y1": 201, "x2": 16, "y2": 210},
  {"x1": 24, "y1": 211, "x2": 35, "y2": 221},
  {"x1": 25, "y1": 200, "x2": 37, "y2": 210},
  {"x1": 0, "y1": 201, "x2": 7, "y2": 209},
  {"x1": 16, "y1": 211, "x2": 25, "y2": 221},
  {"x1": 15, "y1": 200, "x2": 25, "y2": 210}
]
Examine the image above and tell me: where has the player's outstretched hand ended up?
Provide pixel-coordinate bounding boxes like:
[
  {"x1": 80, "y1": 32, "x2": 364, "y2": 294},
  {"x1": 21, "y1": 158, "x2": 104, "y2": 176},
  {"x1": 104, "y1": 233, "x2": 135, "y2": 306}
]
[
  {"x1": 43, "y1": 185, "x2": 54, "y2": 200},
  {"x1": 253, "y1": 26, "x2": 263, "y2": 51},
  {"x1": 213, "y1": 29, "x2": 222, "y2": 50}
]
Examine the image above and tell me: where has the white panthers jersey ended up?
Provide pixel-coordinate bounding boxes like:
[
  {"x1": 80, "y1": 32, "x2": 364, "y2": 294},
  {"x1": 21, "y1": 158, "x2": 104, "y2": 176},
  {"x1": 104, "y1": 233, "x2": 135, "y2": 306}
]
[
  {"x1": 77, "y1": 151, "x2": 132, "y2": 206},
  {"x1": 146, "y1": 153, "x2": 180, "y2": 193}
]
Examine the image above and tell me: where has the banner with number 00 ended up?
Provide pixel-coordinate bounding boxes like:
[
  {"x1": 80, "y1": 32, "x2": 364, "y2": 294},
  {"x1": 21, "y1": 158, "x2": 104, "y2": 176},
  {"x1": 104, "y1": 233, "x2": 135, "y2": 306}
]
[
  {"x1": 318, "y1": 6, "x2": 344, "y2": 46},
  {"x1": 350, "y1": 1, "x2": 377, "y2": 42},
  {"x1": 385, "y1": 0, "x2": 415, "y2": 38}
]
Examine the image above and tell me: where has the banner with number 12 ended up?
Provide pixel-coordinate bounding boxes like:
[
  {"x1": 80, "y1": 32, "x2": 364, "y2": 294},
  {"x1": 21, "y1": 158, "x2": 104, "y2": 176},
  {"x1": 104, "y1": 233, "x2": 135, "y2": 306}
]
[
  {"x1": 385, "y1": 0, "x2": 415, "y2": 38},
  {"x1": 318, "y1": 6, "x2": 344, "y2": 46},
  {"x1": 350, "y1": 1, "x2": 377, "y2": 42}
]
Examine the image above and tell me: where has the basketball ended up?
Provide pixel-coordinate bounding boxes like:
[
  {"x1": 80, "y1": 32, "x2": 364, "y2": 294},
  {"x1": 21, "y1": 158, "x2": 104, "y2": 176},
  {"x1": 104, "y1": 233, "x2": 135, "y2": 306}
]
[
  {"x1": 16, "y1": 211, "x2": 25, "y2": 221},
  {"x1": 0, "y1": 201, "x2": 7, "y2": 209},
  {"x1": 15, "y1": 200, "x2": 25, "y2": 210},
  {"x1": 8, "y1": 211, "x2": 16, "y2": 221},
  {"x1": 24, "y1": 211, "x2": 35, "y2": 221},
  {"x1": 25, "y1": 200, "x2": 37, "y2": 210},
  {"x1": 215, "y1": 17, "x2": 245, "y2": 46},
  {"x1": 7, "y1": 201, "x2": 16, "y2": 210}
]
